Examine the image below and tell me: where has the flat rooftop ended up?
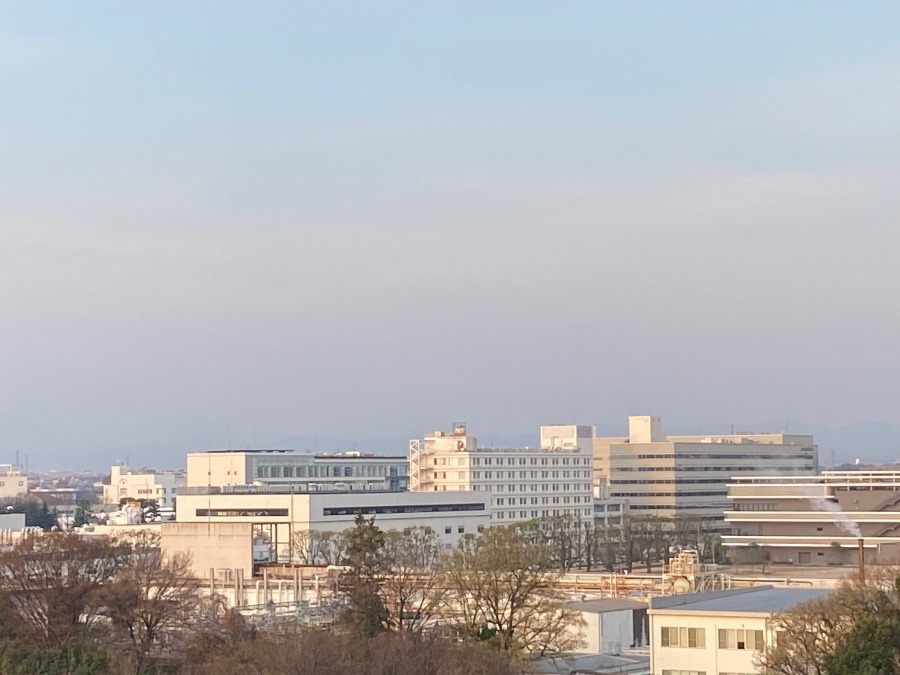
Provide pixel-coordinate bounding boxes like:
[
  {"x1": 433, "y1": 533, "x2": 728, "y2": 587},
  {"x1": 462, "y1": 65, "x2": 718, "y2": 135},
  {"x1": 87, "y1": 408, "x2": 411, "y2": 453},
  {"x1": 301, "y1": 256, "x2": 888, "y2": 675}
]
[{"x1": 651, "y1": 586, "x2": 831, "y2": 614}]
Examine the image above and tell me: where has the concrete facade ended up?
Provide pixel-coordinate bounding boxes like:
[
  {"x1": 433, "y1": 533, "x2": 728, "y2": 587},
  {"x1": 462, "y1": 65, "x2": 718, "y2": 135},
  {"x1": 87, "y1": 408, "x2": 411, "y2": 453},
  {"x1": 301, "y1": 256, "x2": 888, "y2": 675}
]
[
  {"x1": 0, "y1": 465, "x2": 28, "y2": 501},
  {"x1": 174, "y1": 487, "x2": 491, "y2": 568},
  {"x1": 103, "y1": 465, "x2": 185, "y2": 509},
  {"x1": 409, "y1": 424, "x2": 594, "y2": 523},
  {"x1": 724, "y1": 471, "x2": 900, "y2": 565},
  {"x1": 594, "y1": 416, "x2": 818, "y2": 522},
  {"x1": 186, "y1": 450, "x2": 408, "y2": 491}
]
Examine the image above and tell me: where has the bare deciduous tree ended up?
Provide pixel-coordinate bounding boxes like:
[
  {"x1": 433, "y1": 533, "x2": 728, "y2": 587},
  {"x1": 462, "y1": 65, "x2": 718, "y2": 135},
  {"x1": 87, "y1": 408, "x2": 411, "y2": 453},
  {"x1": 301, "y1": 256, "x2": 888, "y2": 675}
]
[
  {"x1": 0, "y1": 532, "x2": 127, "y2": 649},
  {"x1": 443, "y1": 525, "x2": 584, "y2": 656},
  {"x1": 380, "y1": 527, "x2": 445, "y2": 633},
  {"x1": 99, "y1": 531, "x2": 202, "y2": 675}
]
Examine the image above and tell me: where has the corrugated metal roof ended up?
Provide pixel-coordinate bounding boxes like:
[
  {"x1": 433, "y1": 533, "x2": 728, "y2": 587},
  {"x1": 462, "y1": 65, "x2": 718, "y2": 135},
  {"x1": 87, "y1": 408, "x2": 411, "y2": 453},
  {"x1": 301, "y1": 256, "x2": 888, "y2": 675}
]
[{"x1": 654, "y1": 587, "x2": 830, "y2": 614}]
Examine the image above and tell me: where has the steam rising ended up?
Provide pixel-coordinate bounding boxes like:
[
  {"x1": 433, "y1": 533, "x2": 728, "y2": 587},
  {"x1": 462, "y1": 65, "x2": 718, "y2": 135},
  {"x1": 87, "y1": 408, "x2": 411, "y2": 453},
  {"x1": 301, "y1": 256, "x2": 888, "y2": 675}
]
[{"x1": 807, "y1": 495, "x2": 862, "y2": 538}]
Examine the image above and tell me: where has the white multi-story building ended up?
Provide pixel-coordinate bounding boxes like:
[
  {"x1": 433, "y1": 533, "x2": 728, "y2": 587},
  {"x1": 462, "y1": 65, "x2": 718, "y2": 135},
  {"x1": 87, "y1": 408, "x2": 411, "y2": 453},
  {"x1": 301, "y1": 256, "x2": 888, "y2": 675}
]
[
  {"x1": 186, "y1": 450, "x2": 408, "y2": 491},
  {"x1": 103, "y1": 465, "x2": 185, "y2": 509},
  {"x1": 594, "y1": 416, "x2": 818, "y2": 523},
  {"x1": 0, "y1": 465, "x2": 28, "y2": 501},
  {"x1": 409, "y1": 424, "x2": 595, "y2": 523}
]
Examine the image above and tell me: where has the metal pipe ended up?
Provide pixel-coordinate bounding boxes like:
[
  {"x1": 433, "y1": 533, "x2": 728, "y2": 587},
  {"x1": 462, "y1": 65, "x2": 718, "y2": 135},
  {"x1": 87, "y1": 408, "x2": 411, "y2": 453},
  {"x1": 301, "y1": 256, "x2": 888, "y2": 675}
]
[{"x1": 858, "y1": 538, "x2": 865, "y2": 583}]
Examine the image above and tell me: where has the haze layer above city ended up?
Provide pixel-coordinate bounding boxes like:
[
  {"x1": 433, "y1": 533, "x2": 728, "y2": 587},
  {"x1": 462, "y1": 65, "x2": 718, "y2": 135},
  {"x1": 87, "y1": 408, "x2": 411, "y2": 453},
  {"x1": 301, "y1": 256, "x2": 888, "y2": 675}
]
[{"x1": 2, "y1": 3, "x2": 899, "y2": 470}]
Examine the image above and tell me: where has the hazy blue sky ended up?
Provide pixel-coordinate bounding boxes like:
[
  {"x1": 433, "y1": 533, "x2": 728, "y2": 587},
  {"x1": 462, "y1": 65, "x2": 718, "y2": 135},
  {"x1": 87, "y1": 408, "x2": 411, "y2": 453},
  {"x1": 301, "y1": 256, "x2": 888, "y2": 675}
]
[{"x1": 2, "y1": 2, "x2": 900, "y2": 469}]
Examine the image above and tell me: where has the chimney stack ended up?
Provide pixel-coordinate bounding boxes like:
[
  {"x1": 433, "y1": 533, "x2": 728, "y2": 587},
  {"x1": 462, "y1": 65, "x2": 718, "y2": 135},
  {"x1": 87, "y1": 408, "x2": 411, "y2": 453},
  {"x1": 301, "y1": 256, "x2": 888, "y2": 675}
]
[{"x1": 858, "y1": 538, "x2": 866, "y2": 583}]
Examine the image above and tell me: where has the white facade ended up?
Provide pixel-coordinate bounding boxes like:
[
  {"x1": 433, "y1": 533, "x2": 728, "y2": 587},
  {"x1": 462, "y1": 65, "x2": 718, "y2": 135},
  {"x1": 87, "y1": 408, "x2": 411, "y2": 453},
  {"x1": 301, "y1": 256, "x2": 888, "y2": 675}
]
[
  {"x1": 176, "y1": 487, "x2": 490, "y2": 559},
  {"x1": 103, "y1": 465, "x2": 185, "y2": 509},
  {"x1": 0, "y1": 465, "x2": 27, "y2": 500},
  {"x1": 186, "y1": 450, "x2": 408, "y2": 491},
  {"x1": 567, "y1": 598, "x2": 648, "y2": 654},
  {"x1": 649, "y1": 587, "x2": 830, "y2": 675},
  {"x1": 409, "y1": 424, "x2": 595, "y2": 523}
]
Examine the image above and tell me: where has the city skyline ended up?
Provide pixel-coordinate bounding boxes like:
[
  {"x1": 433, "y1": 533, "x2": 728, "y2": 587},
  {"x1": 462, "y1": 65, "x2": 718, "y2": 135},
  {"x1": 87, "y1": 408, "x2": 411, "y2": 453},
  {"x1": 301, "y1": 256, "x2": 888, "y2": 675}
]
[{"x1": 3, "y1": 3, "x2": 900, "y2": 469}]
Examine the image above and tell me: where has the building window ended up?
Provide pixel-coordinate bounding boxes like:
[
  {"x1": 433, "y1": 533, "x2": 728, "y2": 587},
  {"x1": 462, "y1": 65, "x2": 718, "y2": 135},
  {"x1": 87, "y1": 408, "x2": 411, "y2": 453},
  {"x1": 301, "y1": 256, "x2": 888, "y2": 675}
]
[
  {"x1": 444, "y1": 526, "x2": 452, "y2": 534},
  {"x1": 661, "y1": 627, "x2": 706, "y2": 648},
  {"x1": 457, "y1": 526, "x2": 465, "y2": 534},
  {"x1": 662, "y1": 671, "x2": 706, "y2": 675},
  {"x1": 718, "y1": 629, "x2": 764, "y2": 651}
]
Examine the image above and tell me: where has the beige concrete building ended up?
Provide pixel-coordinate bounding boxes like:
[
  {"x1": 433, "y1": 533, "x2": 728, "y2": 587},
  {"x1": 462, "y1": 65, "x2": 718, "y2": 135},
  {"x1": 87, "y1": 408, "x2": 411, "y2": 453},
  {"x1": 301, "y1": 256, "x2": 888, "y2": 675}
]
[
  {"x1": 102, "y1": 465, "x2": 184, "y2": 509},
  {"x1": 172, "y1": 486, "x2": 490, "y2": 576},
  {"x1": 0, "y1": 465, "x2": 27, "y2": 501},
  {"x1": 594, "y1": 416, "x2": 818, "y2": 523},
  {"x1": 186, "y1": 449, "x2": 407, "y2": 491},
  {"x1": 409, "y1": 424, "x2": 594, "y2": 523},
  {"x1": 723, "y1": 471, "x2": 900, "y2": 565},
  {"x1": 649, "y1": 586, "x2": 830, "y2": 675}
]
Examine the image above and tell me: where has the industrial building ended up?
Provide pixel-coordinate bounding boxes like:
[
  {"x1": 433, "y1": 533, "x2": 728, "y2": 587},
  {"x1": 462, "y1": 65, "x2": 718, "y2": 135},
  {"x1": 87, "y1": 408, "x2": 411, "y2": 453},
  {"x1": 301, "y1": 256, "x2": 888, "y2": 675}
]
[
  {"x1": 593, "y1": 416, "x2": 818, "y2": 522},
  {"x1": 723, "y1": 471, "x2": 900, "y2": 565}
]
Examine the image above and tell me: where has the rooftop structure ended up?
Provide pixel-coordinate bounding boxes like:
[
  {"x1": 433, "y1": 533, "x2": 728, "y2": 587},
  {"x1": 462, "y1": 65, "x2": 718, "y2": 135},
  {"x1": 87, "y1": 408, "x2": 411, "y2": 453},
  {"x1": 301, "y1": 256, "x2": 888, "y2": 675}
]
[
  {"x1": 185, "y1": 449, "x2": 408, "y2": 491},
  {"x1": 594, "y1": 415, "x2": 818, "y2": 522},
  {"x1": 408, "y1": 424, "x2": 594, "y2": 523}
]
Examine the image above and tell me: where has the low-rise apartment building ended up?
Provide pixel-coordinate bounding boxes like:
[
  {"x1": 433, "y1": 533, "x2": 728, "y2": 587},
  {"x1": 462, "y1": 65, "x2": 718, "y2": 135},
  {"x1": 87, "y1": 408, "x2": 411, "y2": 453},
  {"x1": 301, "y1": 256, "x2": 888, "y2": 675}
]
[
  {"x1": 649, "y1": 586, "x2": 830, "y2": 675},
  {"x1": 594, "y1": 416, "x2": 818, "y2": 523},
  {"x1": 724, "y1": 471, "x2": 900, "y2": 565},
  {"x1": 408, "y1": 424, "x2": 594, "y2": 523},
  {"x1": 103, "y1": 465, "x2": 184, "y2": 509}
]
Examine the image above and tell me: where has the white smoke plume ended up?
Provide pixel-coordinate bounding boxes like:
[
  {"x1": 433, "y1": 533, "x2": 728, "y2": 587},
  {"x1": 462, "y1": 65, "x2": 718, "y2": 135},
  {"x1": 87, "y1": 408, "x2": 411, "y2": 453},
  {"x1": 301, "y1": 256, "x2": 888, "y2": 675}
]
[{"x1": 807, "y1": 494, "x2": 862, "y2": 538}]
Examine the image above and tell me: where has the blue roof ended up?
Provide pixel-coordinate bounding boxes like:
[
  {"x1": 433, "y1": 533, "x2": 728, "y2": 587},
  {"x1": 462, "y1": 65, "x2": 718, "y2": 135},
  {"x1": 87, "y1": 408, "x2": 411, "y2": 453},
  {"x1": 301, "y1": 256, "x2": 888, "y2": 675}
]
[{"x1": 654, "y1": 587, "x2": 831, "y2": 614}]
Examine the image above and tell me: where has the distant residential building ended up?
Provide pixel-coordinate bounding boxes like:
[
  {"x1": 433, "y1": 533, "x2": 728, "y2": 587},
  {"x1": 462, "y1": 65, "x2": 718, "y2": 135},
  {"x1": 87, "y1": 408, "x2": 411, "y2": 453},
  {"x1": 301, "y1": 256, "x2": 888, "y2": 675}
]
[
  {"x1": 724, "y1": 471, "x2": 900, "y2": 565},
  {"x1": 593, "y1": 416, "x2": 818, "y2": 522},
  {"x1": 649, "y1": 586, "x2": 830, "y2": 675},
  {"x1": 185, "y1": 450, "x2": 408, "y2": 491},
  {"x1": 408, "y1": 424, "x2": 594, "y2": 523},
  {"x1": 0, "y1": 465, "x2": 28, "y2": 501},
  {"x1": 103, "y1": 465, "x2": 185, "y2": 509}
]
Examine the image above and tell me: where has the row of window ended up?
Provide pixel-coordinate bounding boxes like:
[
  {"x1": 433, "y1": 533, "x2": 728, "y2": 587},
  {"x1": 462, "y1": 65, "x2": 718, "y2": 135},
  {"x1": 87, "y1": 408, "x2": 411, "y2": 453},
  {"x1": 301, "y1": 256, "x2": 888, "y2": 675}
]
[
  {"x1": 496, "y1": 496, "x2": 587, "y2": 505},
  {"x1": 613, "y1": 453, "x2": 813, "y2": 460},
  {"x1": 732, "y1": 503, "x2": 777, "y2": 511},
  {"x1": 470, "y1": 483, "x2": 592, "y2": 493},
  {"x1": 470, "y1": 470, "x2": 590, "y2": 480},
  {"x1": 495, "y1": 508, "x2": 592, "y2": 520},
  {"x1": 660, "y1": 627, "x2": 764, "y2": 651},
  {"x1": 610, "y1": 491, "x2": 725, "y2": 498},
  {"x1": 255, "y1": 464, "x2": 403, "y2": 479},
  {"x1": 610, "y1": 479, "x2": 730, "y2": 485}
]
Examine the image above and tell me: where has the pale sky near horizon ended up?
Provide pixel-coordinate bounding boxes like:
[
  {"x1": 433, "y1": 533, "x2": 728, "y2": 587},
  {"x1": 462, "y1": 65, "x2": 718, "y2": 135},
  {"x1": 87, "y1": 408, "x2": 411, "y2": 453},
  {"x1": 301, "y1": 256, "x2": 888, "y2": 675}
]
[{"x1": 2, "y1": 2, "x2": 900, "y2": 469}]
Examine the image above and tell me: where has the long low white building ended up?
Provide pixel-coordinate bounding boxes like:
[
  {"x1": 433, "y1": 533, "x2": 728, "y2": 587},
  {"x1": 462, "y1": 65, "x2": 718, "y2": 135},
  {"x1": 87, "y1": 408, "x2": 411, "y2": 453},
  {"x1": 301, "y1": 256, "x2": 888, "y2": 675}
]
[{"x1": 169, "y1": 486, "x2": 490, "y2": 577}]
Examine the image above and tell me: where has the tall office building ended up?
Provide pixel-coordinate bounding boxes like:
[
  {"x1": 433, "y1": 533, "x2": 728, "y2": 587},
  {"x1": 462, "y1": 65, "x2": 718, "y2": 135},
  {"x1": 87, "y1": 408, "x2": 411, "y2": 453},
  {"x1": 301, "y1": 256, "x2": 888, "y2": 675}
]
[{"x1": 593, "y1": 416, "x2": 818, "y2": 523}]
